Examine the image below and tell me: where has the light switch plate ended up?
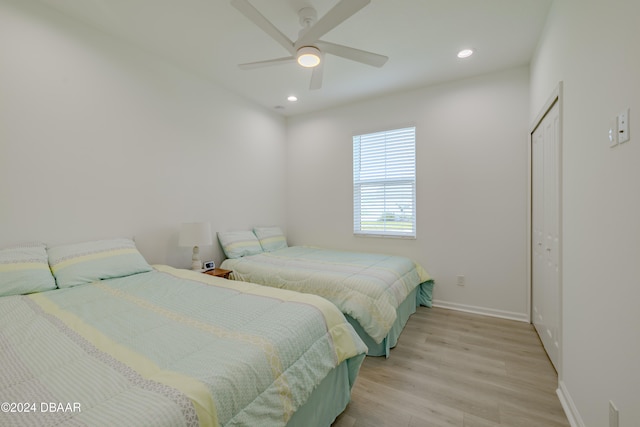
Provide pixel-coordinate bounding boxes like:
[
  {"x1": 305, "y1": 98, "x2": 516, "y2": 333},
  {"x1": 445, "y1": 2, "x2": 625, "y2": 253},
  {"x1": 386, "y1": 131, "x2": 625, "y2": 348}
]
[
  {"x1": 609, "y1": 400, "x2": 619, "y2": 427},
  {"x1": 609, "y1": 119, "x2": 618, "y2": 147}
]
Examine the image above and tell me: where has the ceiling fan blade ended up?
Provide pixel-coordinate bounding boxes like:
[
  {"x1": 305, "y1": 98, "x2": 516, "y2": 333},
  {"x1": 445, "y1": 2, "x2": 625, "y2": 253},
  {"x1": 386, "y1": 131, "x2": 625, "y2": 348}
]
[
  {"x1": 296, "y1": 0, "x2": 370, "y2": 48},
  {"x1": 230, "y1": 0, "x2": 295, "y2": 54},
  {"x1": 309, "y1": 62, "x2": 324, "y2": 90},
  {"x1": 238, "y1": 56, "x2": 296, "y2": 69},
  {"x1": 316, "y1": 41, "x2": 388, "y2": 67}
]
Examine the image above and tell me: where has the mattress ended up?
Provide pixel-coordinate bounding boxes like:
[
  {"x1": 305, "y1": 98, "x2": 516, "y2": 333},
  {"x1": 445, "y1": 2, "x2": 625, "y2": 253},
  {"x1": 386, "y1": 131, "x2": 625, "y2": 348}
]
[
  {"x1": 0, "y1": 265, "x2": 367, "y2": 426},
  {"x1": 220, "y1": 246, "x2": 433, "y2": 347}
]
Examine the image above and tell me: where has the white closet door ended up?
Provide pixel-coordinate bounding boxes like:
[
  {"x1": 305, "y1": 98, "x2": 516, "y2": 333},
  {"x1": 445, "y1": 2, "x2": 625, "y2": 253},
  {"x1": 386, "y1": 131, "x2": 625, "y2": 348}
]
[{"x1": 532, "y1": 100, "x2": 560, "y2": 370}]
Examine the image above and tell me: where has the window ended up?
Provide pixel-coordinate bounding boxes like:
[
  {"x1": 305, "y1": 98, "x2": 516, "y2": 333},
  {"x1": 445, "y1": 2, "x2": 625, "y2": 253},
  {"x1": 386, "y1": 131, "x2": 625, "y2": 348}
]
[{"x1": 353, "y1": 126, "x2": 416, "y2": 238}]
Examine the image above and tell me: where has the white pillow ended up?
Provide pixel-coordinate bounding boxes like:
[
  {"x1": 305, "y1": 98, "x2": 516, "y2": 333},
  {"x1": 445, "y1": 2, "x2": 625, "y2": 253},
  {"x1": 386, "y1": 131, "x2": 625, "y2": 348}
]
[
  {"x1": 253, "y1": 226, "x2": 288, "y2": 252},
  {"x1": 48, "y1": 238, "x2": 152, "y2": 289},
  {"x1": 0, "y1": 242, "x2": 57, "y2": 296},
  {"x1": 217, "y1": 231, "x2": 263, "y2": 259}
]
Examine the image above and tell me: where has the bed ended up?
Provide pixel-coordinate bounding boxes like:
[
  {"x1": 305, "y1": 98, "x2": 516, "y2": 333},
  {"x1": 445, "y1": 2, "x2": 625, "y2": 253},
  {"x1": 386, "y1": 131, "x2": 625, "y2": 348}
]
[
  {"x1": 0, "y1": 239, "x2": 367, "y2": 427},
  {"x1": 217, "y1": 229, "x2": 433, "y2": 357}
]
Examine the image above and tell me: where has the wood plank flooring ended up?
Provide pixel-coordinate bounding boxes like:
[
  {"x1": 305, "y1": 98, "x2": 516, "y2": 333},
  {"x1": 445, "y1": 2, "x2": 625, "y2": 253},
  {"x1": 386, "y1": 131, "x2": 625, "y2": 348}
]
[{"x1": 332, "y1": 307, "x2": 570, "y2": 427}]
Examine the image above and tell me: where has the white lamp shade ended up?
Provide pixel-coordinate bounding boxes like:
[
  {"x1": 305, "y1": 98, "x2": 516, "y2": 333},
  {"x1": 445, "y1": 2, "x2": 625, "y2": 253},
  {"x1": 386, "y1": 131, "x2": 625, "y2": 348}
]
[{"x1": 179, "y1": 222, "x2": 213, "y2": 247}]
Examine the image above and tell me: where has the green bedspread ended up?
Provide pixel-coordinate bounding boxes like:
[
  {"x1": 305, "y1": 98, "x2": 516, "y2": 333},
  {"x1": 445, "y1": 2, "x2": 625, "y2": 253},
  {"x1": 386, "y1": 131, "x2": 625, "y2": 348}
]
[
  {"x1": 0, "y1": 265, "x2": 367, "y2": 426},
  {"x1": 221, "y1": 246, "x2": 432, "y2": 344}
]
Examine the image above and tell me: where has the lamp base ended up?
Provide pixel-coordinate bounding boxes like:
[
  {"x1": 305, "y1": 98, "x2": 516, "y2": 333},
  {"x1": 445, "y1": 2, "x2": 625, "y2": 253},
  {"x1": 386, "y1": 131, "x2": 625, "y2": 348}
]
[{"x1": 191, "y1": 246, "x2": 202, "y2": 271}]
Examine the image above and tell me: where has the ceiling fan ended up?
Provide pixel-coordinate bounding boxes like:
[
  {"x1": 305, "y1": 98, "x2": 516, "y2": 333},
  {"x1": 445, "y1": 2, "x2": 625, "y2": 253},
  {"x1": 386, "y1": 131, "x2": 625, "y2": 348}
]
[{"x1": 230, "y1": 0, "x2": 388, "y2": 90}]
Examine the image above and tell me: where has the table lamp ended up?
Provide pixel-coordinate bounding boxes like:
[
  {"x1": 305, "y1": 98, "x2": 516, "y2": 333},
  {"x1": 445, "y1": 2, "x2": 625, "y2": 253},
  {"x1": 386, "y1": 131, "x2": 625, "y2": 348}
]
[{"x1": 179, "y1": 222, "x2": 212, "y2": 270}]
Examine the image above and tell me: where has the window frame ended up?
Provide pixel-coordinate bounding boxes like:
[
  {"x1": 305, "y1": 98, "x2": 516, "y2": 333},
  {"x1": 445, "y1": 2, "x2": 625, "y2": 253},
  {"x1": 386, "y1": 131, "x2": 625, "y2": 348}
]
[{"x1": 352, "y1": 126, "x2": 417, "y2": 239}]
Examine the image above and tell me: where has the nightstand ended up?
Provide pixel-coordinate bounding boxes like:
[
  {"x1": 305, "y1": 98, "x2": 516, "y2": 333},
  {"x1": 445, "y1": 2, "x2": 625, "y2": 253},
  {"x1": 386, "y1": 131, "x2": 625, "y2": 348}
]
[{"x1": 203, "y1": 268, "x2": 232, "y2": 280}]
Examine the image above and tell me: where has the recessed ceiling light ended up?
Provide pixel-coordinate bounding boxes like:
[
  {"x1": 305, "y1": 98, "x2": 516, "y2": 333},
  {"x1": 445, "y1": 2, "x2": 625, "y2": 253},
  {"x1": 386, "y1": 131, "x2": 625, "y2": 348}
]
[
  {"x1": 287, "y1": 95, "x2": 298, "y2": 102},
  {"x1": 457, "y1": 49, "x2": 474, "y2": 59}
]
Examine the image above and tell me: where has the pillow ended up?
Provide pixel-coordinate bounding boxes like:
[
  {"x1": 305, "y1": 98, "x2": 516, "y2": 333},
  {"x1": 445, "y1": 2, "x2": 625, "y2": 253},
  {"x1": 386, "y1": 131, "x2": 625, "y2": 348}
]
[
  {"x1": 253, "y1": 226, "x2": 288, "y2": 252},
  {"x1": 0, "y1": 242, "x2": 57, "y2": 297},
  {"x1": 48, "y1": 238, "x2": 152, "y2": 289},
  {"x1": 217, "y1": 231, "x2": 263, "y2": 259}
]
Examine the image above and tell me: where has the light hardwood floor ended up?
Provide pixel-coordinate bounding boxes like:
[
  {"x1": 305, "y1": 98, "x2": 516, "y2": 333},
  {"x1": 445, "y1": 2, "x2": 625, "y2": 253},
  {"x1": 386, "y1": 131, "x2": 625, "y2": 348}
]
[{"x1": 333, "y1": 307, "x2": 570, "y2": 427}]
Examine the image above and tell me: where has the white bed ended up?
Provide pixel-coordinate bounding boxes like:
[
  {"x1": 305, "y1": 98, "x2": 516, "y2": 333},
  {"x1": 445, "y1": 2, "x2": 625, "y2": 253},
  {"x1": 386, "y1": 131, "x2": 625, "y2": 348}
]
[
  {"x1": 219, "y1": 242, "x2": 434, "y2": 357},
  {"x1": 1, "y1": 239, "x2": 368, "y2": 426}
]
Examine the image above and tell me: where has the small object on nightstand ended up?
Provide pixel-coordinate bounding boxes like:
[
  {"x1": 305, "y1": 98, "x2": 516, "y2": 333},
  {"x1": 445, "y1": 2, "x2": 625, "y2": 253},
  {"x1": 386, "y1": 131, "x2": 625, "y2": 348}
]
[
  {"x1": 203, "y1": 268, "x2": 232, "y2": 280},
  {"x1": 203, "y1": 260, "x2": 215, "y2": 271}
]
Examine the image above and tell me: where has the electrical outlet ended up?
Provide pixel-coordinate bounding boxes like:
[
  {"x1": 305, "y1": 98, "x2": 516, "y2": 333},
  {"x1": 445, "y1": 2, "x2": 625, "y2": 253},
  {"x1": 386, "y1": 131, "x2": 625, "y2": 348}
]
[
  {"x1": 618, "y1": 108, "x2": 630, "y2": 144},
  {"x1": 456, "y1": 275, "x2": 465, "y2": 286},
  {"x1": 609, "y1": 401, "x2": 619, "y2": 427}
]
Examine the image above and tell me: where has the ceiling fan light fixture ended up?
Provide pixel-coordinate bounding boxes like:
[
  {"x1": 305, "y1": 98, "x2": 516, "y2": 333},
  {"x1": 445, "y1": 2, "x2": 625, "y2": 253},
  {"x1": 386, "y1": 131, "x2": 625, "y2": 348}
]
[{"x1": 297, "y1": 46, "x2": 321, "y2": 68}]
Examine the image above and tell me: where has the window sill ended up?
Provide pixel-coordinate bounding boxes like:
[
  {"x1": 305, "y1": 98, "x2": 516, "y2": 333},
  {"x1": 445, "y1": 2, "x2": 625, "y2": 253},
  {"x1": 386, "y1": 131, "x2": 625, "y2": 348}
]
[{"x1": 354, "y1": 233, "x2": 416, "y2": 240}]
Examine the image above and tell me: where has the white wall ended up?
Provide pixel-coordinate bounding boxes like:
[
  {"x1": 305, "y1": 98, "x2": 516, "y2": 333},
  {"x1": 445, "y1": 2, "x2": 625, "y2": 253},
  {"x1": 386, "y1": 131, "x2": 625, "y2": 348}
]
[
  {"x1": 0, "y1": 0, "x2": 287, "y2": 267},
  {"x1": 286, "y1": 67, "x2": 531, "y2": 320},
  {"x1": 530, "y1": 1, "x2": 640, "y2": 426}
]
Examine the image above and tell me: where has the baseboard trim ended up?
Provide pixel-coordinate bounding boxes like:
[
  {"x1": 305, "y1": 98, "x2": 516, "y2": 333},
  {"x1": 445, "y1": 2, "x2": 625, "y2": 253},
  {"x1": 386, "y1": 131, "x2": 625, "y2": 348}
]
[
  {"x1": 557, "y1": 380, "x2": 584, "y2": 427},
  {"x1": 431, "y1": 300, "x2": 529, "y2": 323}
]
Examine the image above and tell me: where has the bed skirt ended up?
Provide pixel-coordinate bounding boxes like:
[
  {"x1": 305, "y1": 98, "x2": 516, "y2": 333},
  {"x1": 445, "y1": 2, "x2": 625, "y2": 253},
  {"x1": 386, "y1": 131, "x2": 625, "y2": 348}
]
[
  {"x1": 287, "y1": 354, "x2": 364, "y2": 427},
  {"x1": 346, "y1": 280, "x2": 434, "y2": 357}
]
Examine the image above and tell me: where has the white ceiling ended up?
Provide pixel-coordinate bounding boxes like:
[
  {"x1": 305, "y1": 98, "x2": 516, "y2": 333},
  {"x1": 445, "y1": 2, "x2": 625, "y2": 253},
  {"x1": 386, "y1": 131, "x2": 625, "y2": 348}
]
[{"x1": 36, "y1": 0, "x2": 552, "y2": 116}]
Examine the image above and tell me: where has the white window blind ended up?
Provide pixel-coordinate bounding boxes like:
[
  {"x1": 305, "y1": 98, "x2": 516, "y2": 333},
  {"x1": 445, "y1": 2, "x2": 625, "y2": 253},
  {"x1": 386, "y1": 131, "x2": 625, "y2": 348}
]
[{"x1": 353, "y1": 126, "x2": 416, "y2": 238}]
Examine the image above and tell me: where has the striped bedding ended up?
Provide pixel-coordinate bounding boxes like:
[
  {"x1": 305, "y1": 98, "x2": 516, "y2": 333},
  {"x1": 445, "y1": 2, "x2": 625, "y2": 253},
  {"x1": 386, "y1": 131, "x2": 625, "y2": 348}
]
[
  {"x1": 0, "y1": 265, "x2": 367, "y2": 426},
  {"x1": 221, "y1": 246, "x2": 433, "y2": 345}
]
